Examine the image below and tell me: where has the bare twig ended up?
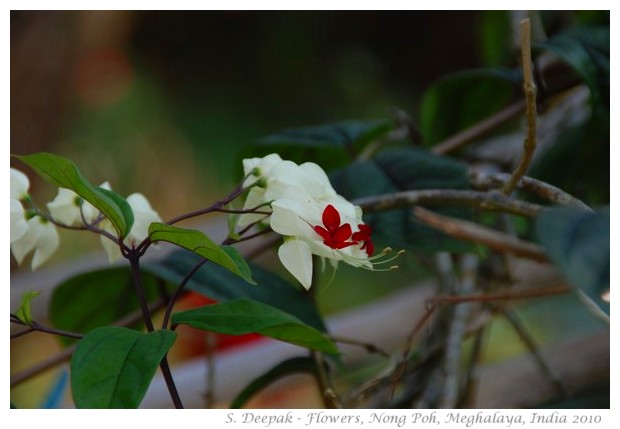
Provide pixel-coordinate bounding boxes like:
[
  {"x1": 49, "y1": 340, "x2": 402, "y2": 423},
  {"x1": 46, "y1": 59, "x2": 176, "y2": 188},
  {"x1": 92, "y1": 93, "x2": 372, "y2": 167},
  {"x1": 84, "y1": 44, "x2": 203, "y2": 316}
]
[
  {"x1": 498, "y1": 306, "x2": 567, "y2": 399},
  {"x1": 470, "y1": 170, "x2": 592, "y2": 211},
  {"x1": 440, "y1": 255, "x2": 479, "y2": 408},
  {"x1": 503, "y1": 18, "x2": 538, "y2": 195},
  {"x1": 354, "y1": 189, "x2": 545, "y2": 217},
  {"x1": 312, "y1": 351, "x2": 343, "y2": 408},
  {"x1": 432, "y1": 101, "x2": 526, "y2": 155},
  {"x1": 329, "y1": 335, "x2": 391, "y2": 359},
  {"x1": 413, "y1": 207, "x2": 549, "y2": 262}
]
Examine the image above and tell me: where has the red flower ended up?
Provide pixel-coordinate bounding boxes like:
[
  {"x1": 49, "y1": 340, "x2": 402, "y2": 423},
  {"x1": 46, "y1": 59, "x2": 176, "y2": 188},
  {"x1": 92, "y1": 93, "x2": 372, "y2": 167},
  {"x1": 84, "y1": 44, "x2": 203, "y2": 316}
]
[
  {"x1": 352, "y1": 224, "x2": 375, "y2": 256},
  {"x1": 313, "y1": 204, "x2": 356, "y2": 250}
]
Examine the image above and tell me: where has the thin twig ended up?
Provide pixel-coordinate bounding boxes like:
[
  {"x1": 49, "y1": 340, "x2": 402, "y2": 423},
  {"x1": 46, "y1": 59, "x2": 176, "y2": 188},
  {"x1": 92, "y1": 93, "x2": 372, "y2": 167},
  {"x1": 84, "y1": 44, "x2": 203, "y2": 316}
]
[
  {"x1": 10, "y1": 299, "x2": 167, "y2": 387},
  {"x1": 329, "y1": 335, "x2": 391, "y2": 359},
  {"x1": 413, "y1": 207, "x2": 549, "y2": 262},
  {"x1": 440, "y1": 255, "x2": 479, "y2": 408},
  {"x1": 312, "y1": 350, "x2": 343, "y2": 409},
  {"x1": 498, "y1": 306, "x2": 567, "y2": 399},
  {"x1": 470, "y1": 170, "x2": 592, "y2": 211},
  {"x1": 354, "y1": 189, "x2": 545, "y2": 217},
  {"x1": 204, "y1": 333, "x2": 217, "y2": 408},
  {"x1": 503, "y1": 18, "x2": 538, "y2": 195},
  {"x1": 161, "y1": 258, "x2": 209, "y2": 330},
  {"x1": 10, "y1": 318, "x2": 84, "y2": 340},
  {"x1": 432, "y1": 101, "x2": 526, "y2": 155}
]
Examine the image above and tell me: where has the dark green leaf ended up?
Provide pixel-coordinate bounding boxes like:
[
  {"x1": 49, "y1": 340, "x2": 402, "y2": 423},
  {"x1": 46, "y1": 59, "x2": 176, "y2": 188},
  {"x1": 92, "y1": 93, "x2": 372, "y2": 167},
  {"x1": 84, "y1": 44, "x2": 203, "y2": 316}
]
[
  {"x1": 240, "y1": 120, "x2": 394, "y2": 172},
  {"x1": 14, "y1": 152, "x2": 133, "y2": 238},
  {"x1": 143, "y1": 249, "x2": 326, "y2": 332},
  {"x1": 231, "y1": 357, "x2": 318, "y2": 408},
  {"x1": 148, "y1": 222, "x2": 255, "y2": 285},
  {"x1": 15, "y1": 290, "x2": 41, "y2": 326},
  {"x1": 331, "y1": 148, "x2": 473, "y2": 253},
  {"x1": 536, "y1": 207, "x2": 609, "y2": 314},
  {"x1": 538, "y1": 26, "x2": 609, "y2": 108},
  {"x1": 49, "y1": 267, "x2": 163, "y2": 345},
  {"x1": 71, "y1": 327, "x2": 176, "y2": 408},
  {"x1": 420, "y1": 69, "x2": 518, "y2": 146},
  {"x1": 171, "y1": 299, "x2": 338, "y2": 354}
]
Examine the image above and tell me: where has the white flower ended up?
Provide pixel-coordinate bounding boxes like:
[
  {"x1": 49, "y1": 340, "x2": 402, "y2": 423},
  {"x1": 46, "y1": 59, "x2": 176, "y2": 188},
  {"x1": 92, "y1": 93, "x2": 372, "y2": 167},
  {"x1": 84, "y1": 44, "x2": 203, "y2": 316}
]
[
  {"x1": 11, "y1": 168, "x2": 31, "y2": 244},
  {"x1": 11, "y1": 168, "x2": 30, "y2": 200},
  {"x1": 270, "y1": 187, "x2": 373, "y2": 290},
  {"x1": 11, "y1": 215, "x2": 60, "y2": 270},
  {"x1": 11, "y1": 199, "x2": 29, "y2": 243},
  {"x1": 238, "y1": 154, "x2": 338, "y2": 227},
  {"x1": 47, "y1": 182, "x2": 111, "y2": 226},
  {"x1": 100, "y1": 193, "x2": 162, "y2": 263}
]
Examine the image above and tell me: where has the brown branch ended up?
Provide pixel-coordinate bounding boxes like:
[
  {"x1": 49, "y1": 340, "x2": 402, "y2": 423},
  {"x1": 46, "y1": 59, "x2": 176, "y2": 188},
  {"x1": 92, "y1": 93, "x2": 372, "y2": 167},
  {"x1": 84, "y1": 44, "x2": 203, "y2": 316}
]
[
  {"x1": 354, "y1": 189, "x2": 545, "y2": 217},
  {"x1": 503, "y1": 18, "x2": 539, "y2": 195},
  {"x1": 432, "y1": 101, "x2": 526, "y2": 155},
  {"x1": 413, "y1": 207, "x2": 549, "y2": 262},
  {"x1": 470, "y1": 170, "x2": 592, "y2": 211}
]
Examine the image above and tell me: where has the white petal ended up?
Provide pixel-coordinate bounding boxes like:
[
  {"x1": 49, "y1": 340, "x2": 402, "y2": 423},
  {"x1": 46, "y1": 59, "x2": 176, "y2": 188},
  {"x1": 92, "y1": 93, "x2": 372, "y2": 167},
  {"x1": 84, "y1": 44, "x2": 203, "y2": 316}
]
[
  {"x1": 278, "y1": 239, "x2": 313, "y2": 290},
  {"x1": 47, "y1": 188, "x2": 82, "y2": 225},
  {"x1": 99, "y1": 220, "x2": 122, "y2": 263},
  {"x1": 237, "y1": 188, "x2": 270, "y2": 227},
  {"x1": 10, "y1": 199, "x2": 28, "y2": 243},
  {"x1": 126, "y1": 193, "x2": 161, "y2": 245},
  {"x1": 29, "y1": 218, "x2": 60, "y2": 270},
  {"x1": 11, "y1": 168, "x2": 30, "y2": 200},
  {"x1": 11, "y1": 216, "x2": 59, "y2": 270}
]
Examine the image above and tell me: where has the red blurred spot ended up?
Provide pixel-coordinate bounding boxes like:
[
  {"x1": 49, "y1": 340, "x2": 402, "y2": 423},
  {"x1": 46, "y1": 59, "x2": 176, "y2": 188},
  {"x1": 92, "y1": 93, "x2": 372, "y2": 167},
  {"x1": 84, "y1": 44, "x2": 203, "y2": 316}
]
[{"x1": 73, "y1": 47, "x2": 133, "y2": 108}]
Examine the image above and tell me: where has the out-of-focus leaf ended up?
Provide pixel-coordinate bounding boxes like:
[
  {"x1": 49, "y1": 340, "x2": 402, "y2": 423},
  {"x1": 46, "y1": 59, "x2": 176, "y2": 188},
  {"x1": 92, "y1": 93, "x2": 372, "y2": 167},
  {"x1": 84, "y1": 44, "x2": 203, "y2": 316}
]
[
  {"x1": 71, "y1": 327, "x2": 176, "y2": 408},
  {"x1": 538, "y1": 26, "x2": 609, "y2": 108},
  {"x1": 14, "y1": 290, "x2": 41, "y2": 326},
  {"x1": 148, "y1": 223, "x2": 255, "y2": 285},
  {"x1": 331, "y1": 148, "x2": 473, "y2": 253},
  {"x1": 536, "y1": 206, "x2": 609, "y2": 315},
  {"x1": 171, "y1": 299, "x2": 338, "y2": 354},
  {"x1": 531, "y1": 114, "x2": 609, "y2": 206},
  {"x1": 231, "y1": 357, "x2": 319, "y2": 408},
  {"x1": 240, "y1": 120, "x2": 394, "y2": 172},
  {"x1": 14, "y1": 152, "x2": 133, "y2": 238},
  {"x1": 419, "y1": 69, "x2": 518, "y2": 146},
  {"x1": 478, "y1": 11, "x2": 512, "y2": 67},
  {"x1": 49, "y1": 267, "x2": 163, "y2": 346},
  {"x1": 143, "y1": 249, "x2": 326, "y2": 332}
]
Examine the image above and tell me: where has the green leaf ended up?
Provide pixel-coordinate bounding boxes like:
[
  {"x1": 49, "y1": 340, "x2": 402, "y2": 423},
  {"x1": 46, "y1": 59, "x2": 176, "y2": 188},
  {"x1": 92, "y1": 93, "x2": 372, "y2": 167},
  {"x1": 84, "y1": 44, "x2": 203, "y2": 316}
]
[
  {"x1": 148, "y1": 222, "x2": 255, "y2": 285},
  {"x1": 171, "y1": 299, "x2": 338, "y2": 354},
  {"x1": 331, "y1": 147, "x2": 473, "y2": 253},
  {"x1": 536, "y1": 207, "x2": 609, "y2": 314},
  {"x1": 143, "y1": 249, "x2": 326, "y2": 332},
  {"x1": 231, "y1": 357, "x2": 319, "y2": 408},
  {"x1": 49, "y1": 267, "x2": 164, "y2": 345},
  {"x1": 537, "y1": 26, "x2": 609, "y2": 108},
  {"x1": 15, "y1": 290, "x2": 41, "y2": 326},
  {"x1": 71, "y1": 327, "x2": 176, "y2": 408},
  {"x1": 240, "y1": 120, "x2": 394, "y2": 172},
  {"x1": 420, "y1": 68, "x2": 518, "y2": 146},
  {"x1": 14, "y1": 152, "x2": 133, "y2": 238}
]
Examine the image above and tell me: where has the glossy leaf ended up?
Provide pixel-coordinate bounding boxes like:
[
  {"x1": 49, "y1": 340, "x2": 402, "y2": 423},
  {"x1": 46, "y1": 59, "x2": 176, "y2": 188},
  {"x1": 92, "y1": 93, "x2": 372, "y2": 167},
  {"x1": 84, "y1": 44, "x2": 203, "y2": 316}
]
[
  {"x1": 143, "y1": 249, "x2": 326, "y2": 332},
  {"x1": 148, "y1": 222, "x2": 255, "y2": 285},
  {"x1": 536, "y1": 207, "x2": 609, "y2": 314},
  {"x1": 71, "y1": 327, "x2": 176, "y2": 408},
  {"x1": 14, "y1": 152, "x2": 133, "y2": 238},
  {"x1": 240, "y1": 120, "x2": 394, "y2": 172},
  {"x1": 331, "y1": 147, "x2": 473, "y2": 253},
  {"x1": 171, "y1": 299, "x2": 338, "y2": 354},
  {"x1": 14, "y1": 290, "x2": 41, "y2": 326},
  {"x1": 231, "y1": 357, "x2": 319, "y2": 408},
  {"x1": 419, "y1": 68, "x2": 518, "y2": 146},
  {"x1": 538, "y1": 26, "x2": 609, "y2": 108},
  {"x1": 49, "y1": 267, "x2": 164, "y2": 345}
]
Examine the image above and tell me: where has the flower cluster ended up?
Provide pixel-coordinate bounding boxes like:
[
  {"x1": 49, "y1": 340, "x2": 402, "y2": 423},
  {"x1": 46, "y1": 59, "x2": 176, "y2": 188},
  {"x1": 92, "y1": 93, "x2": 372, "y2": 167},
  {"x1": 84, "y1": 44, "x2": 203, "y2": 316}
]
[
  {"x1": 237, "y1": 154, "x2": 396, "y2": 290},
  {"x1": 10, "y1": 168, "x2": 161, "y2": 269}
]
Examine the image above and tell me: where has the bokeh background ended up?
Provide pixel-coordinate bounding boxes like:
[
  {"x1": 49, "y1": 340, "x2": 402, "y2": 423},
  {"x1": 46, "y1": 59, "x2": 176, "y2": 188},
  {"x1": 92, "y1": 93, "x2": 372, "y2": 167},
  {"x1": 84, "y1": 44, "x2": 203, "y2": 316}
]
[{"x1": 10, "y1": 10, "x2": 609, "y2": 408}]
